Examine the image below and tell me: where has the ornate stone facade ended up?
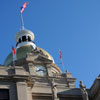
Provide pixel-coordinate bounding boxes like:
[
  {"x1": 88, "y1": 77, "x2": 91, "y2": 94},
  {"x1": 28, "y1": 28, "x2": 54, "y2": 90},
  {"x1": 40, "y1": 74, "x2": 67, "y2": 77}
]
[{"x1": 0, "y1": 49, "x2": 100, "y2": 100}]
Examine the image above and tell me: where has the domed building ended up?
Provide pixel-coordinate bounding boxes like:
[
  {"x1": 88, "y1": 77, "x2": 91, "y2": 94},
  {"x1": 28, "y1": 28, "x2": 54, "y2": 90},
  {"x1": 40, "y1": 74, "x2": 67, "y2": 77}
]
[
  {"x1": 0, "y1": 13, "x2": 100, "y2": 100},
  {"x1": 4, "y1": 29, "x2": 61, "y2": 76},
  {"x1": 4, "y1": 29, "x2": 54, "y2": 66}
]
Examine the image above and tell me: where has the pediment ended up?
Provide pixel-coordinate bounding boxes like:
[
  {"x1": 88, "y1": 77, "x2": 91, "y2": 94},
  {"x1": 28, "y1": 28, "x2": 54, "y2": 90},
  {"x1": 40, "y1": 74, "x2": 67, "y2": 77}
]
[{"x1": 26, "y1": 52, "x2": 53, "y2": 64}]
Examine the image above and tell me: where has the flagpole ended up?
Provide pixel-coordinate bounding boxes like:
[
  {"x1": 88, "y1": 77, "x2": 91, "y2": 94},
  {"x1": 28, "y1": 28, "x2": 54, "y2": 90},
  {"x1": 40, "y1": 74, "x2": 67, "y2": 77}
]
[
  {"x1": 20, "y1": 12, "x2": 24, "y2": 30},
  {"x1": 13, "y1": 55, "x2": 15, "y2": 66},
  {"x1": 59, "y1": 49, "x2": 65, "y2": 72},
  {"x1": 20, "y1": 2, "x2": 29, "y2": 30},
  {"x1": 61, "y1": 58, "x2": 65, "y2": 72}
]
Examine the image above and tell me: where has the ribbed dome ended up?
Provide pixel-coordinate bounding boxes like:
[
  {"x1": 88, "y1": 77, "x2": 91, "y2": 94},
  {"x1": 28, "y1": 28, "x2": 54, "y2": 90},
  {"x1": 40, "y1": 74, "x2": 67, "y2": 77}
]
[{"x1": 4, "y1": 45, "x2": 54, "y2": 66}]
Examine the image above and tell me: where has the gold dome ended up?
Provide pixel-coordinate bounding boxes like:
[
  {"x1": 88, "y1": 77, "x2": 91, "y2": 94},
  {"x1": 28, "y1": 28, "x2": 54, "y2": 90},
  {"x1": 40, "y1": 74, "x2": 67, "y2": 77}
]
[{"x1": 4, "y1": 45, "x2": 54, "y2": 66}]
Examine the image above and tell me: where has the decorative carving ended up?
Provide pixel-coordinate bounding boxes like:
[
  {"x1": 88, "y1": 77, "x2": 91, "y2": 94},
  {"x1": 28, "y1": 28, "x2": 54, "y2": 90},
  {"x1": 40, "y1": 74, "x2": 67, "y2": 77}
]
[
  {"x1": 26, "y1": 47, "x2": 53, "y2": 63},
  {"x1": 51, "y1": 79, "x2": 58, "y2": 100},
  {"x1": 26, "y1": 76, "x2": 35, "y2": 88},
  {"x1": 79, "y1": 81, "x2": 89, "y2": 100},
  {"x1": 32, "y1": 47, "x2": 48, "y2": 58}
]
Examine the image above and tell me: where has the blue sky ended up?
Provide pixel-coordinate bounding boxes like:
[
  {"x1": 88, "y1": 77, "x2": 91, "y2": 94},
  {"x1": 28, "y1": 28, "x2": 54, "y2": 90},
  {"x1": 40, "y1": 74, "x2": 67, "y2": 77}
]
[{"x1": 0, "y1": 0, "x2": 100, "y2": 88}]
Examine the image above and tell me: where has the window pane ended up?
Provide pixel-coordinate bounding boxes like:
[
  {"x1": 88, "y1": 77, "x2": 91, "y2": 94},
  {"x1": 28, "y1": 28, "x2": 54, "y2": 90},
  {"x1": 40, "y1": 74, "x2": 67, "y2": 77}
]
[
  {"x1": 28, "y1": 36, "x2": 31, "y2": 41},
  {"x1": 22, "y1": 36, "x2": 26, "y2": 42},
  {"x1": 0, "y1": 89, "x2": 9, "y2": 100},
  {"x1": 19, "y1": 38, "x2": 21, "y2": 43}
]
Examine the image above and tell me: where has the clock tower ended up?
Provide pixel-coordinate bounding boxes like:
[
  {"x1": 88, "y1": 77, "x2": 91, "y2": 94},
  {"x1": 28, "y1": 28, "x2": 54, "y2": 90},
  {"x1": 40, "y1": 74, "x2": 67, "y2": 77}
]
[
  {"x1": 3, "y1": 27, "x2": 77, "y2": 100},
  {"x1": 4, "y1": 28, "x2": 62, "y2": 77}
]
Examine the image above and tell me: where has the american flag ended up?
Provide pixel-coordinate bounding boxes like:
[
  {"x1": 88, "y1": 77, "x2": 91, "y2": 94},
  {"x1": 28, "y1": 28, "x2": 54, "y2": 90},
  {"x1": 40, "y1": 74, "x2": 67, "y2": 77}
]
[{"x1": 20, "y1": 2, "x2": 29, "y2": 13}]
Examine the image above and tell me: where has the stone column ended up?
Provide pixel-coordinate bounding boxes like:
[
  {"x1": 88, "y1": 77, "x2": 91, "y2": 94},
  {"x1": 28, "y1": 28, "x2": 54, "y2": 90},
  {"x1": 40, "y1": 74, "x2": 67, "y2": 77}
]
[
  {"x1": 16, "y1": 82, "x2": 28, "y2": 100},
  {"x1": 46, "y1": 64, "x2": 53, "y2": 76},
  {"x1": 27, "y1": 87, "x2": 32, "y2": 100}
]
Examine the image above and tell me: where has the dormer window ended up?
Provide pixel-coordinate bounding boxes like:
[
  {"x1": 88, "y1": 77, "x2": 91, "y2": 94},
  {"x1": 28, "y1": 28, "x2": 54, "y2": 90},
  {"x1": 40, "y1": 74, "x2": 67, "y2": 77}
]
[{"x1": 22, "y1": 36, "x2": 26, "y2": 42}]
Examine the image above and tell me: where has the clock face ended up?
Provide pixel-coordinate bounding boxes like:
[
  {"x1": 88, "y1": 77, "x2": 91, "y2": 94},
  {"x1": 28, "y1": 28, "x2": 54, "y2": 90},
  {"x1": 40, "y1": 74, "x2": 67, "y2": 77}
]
[{"x1": 34, "y1": 65, "x2": 47, "y2": 76}]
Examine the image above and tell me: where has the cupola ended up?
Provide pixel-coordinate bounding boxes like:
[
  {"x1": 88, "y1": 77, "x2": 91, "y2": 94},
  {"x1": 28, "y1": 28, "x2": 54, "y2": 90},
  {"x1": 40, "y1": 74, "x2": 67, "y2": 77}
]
[{"x1": 15, "y1": 29, "x2": 36, "y2": 49}]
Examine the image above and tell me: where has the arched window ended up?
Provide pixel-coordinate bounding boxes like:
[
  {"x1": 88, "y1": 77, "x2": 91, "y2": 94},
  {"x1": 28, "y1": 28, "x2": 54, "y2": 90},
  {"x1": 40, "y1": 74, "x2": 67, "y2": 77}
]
[
  {"x1": 22, "y1": 36, "x2": 26, "y2": 42},
  {"x1": 28, "y1": 36, "x2": 31, "y2": 41},
  {"x1": 19, "y1": 38, "x2": 21, "y2": 43}
]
